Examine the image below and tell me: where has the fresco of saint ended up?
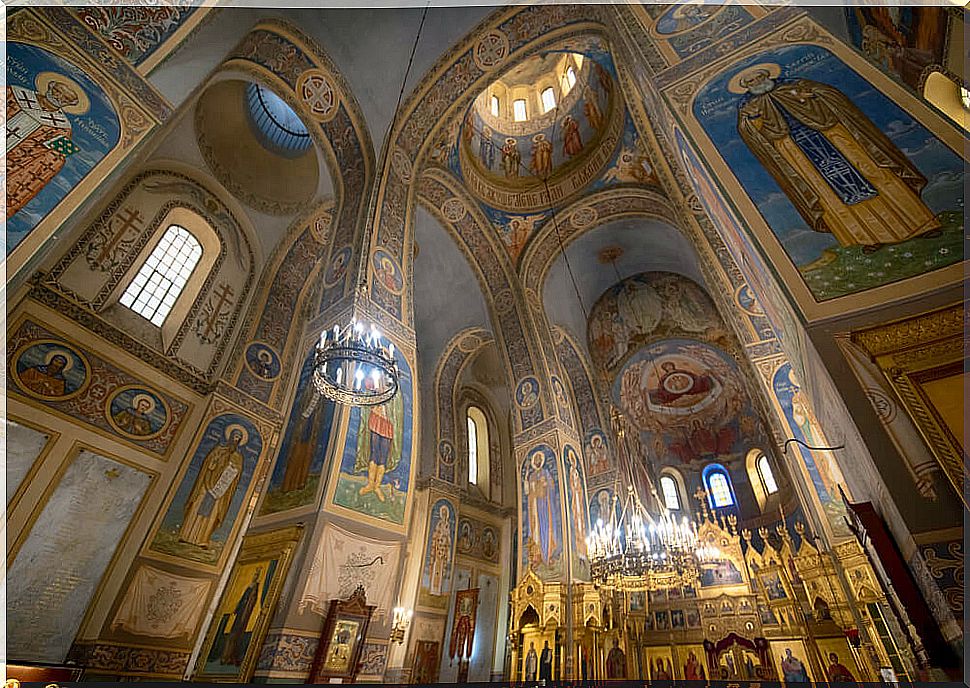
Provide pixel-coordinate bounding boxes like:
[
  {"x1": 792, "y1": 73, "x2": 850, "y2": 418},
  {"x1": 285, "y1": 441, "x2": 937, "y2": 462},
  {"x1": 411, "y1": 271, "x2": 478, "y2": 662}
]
[
  {"x1": 525, "y1": 450, "x2": 557, "y2": 567},
  {"x1": 735, "y1": 63, "x2": 940, "y2": 253},
  {"x1": 355, "y1": 389, "x2": 404, "y2": 503},
  {"x1": 427, "y1": 503, "x2": 453, "y2": 596},
  {"x1": 179, "y1": 426, "x2": 245, "y2": 547},
  {"x1": 7, "y1": 74, "x2": 86, "y2": 218}
]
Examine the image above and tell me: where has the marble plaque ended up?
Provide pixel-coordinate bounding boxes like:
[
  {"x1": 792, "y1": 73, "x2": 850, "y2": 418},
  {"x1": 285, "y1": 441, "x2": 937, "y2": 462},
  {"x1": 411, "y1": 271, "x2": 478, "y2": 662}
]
[
  {"x1": 7, "y1": 449, "x2": 151, "y2": 661},
  {"x1": 6, "y1": 420, "x2": 51, "y2": 504}
]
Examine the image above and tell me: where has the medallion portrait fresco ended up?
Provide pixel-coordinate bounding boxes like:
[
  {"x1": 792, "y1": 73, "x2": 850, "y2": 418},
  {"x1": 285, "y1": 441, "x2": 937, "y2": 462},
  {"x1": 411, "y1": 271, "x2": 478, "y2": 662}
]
[
  {"x1": 105, "y1": 385, "x2": 169, "y2": 439},
  {"x1": 12, "y1": 339, "x2": 90, "y2": 401}
]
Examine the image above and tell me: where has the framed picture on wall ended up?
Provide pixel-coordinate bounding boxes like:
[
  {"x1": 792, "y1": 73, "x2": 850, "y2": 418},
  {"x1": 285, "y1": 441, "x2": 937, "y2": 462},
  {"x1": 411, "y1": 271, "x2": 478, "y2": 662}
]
[
  {"x1": 308, "y1": 585, "x2": 375, "y2": 683},
  {"x1": 194, "y1": 525, "x2": 303, "y2": 682}
]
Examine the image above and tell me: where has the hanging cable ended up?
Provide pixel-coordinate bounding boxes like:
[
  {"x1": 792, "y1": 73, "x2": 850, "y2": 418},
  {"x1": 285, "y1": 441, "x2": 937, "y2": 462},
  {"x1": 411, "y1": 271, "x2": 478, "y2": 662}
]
[{"x1": 783, "y1": 438, "x2": 845, "y2": 453}]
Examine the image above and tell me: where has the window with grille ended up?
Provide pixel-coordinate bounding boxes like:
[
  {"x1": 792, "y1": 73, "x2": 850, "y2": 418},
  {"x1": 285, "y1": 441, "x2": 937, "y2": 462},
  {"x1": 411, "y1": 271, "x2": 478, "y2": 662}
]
[
  {"x1": 758, "y1": 454, "x2": 778, "y2": 495},
  {"x1": 120, "y1": 224, "x2": 202, "y2": 326},
  {"x1": 513, "y1": 99, "x2": 528, "y2": 122},
  {"x1": 706, "y1": 470, "x2": 734, "y2": 508},
  {"x1": 541, "y1": 87, "x2": 556, "y2": 113},
  {"x1": 660, "y1": 475, "x2": 680, "y2": 510}
]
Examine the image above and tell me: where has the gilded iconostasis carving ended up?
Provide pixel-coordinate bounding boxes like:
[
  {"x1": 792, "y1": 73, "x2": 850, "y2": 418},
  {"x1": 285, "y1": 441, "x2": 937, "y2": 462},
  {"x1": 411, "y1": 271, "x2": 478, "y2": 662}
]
[{"x1": 5, "y1": 3, "x2": 965, "y2": 685}]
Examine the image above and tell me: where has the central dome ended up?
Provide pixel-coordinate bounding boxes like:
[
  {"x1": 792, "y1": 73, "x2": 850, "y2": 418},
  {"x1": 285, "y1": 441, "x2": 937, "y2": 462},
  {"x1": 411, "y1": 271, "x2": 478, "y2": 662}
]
[{"x1": 457, "y1": 37, "x2": 623, "y2": 213}]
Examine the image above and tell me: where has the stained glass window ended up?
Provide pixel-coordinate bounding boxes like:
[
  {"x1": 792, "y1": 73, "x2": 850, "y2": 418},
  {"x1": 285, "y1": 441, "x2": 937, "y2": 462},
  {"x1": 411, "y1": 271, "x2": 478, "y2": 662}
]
[{"x1": 707, "y1": 471, "x2": 734, "y2": 508}]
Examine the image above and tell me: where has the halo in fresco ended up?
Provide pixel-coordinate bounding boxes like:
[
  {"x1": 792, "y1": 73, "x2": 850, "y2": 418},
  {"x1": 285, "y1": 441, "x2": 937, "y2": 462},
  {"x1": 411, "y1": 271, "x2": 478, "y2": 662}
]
[
  {"x1": 515, "y1": 376, "x2": 540, "y2": 409},
  {"x1": 372, "y1": 248, "x2": 403, "y2": 295},
  {"x1": 12, "y1": 340, "x2": 90, "y2": 401},
  {"x1": 324, "y1": 246, "x2": 352, "y2": 287},
  {"x1": 438, "y1": 439, "x2": 456, "y2": 466},
  {"x1": 105, "y1": 385, "x2": 170, "y2": 439},
  {"x1": 244, "y1": 342, "x2": 282, "y2": 381}
]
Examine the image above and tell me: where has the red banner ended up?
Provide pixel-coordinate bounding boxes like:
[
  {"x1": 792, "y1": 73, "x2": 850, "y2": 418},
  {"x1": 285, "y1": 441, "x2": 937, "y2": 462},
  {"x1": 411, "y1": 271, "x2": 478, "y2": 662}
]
[{"x1": 448, "y1": 587, "x2": 479, "y2": 661}]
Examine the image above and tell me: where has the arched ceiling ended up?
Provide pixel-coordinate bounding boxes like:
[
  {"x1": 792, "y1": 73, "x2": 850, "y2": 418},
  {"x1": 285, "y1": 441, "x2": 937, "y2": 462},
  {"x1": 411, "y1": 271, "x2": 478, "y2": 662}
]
[
  {"x1": 151, "y1": 7, "x2": 494, "y2": 149},
  {"x1": 543, "y1": 217, "x2": 704, "y2": 349},
  {"x1": 413, "y1": 204, "x2": 490, "y2": 383}
]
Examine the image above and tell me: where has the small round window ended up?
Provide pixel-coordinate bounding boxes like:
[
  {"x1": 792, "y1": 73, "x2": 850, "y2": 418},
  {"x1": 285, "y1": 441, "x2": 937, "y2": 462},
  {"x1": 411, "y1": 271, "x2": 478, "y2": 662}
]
[{"x1": 245, "y1": 82, "x2": 311, "y2": 158}]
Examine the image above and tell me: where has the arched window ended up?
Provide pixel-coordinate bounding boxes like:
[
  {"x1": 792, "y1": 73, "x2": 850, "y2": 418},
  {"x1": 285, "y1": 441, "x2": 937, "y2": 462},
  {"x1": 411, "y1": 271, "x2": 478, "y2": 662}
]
[
  {"x1": 467, "y1": 413, "x2": 478, "y2": 485},
  {"x1": 703, "y1": 464, "x2": 734, "y2": 508},
  {"x1": 466, "y1": 406, "x2": 490, "y2": 494},
  {"x1": 660, "y1": 475, "x2": 680, "y2": 511},
  {"x1": 565, "y1": 66, "x2": 577, "y2": 91},
  {"x1": 513, "y1": 99, "x2": 528, "y2": 122},
  {"x1": 758, "y1": 454, "x2": 778, "y2": 495},
  {"x1": 490, "y1": 94, "x2": 500, "y2": 117},
  {"x1": 541, "y1": 87, "x2": 556, "y2": 113},
  {"x1": 120, "y1": 224, "x2": 202, "y2": 326}
]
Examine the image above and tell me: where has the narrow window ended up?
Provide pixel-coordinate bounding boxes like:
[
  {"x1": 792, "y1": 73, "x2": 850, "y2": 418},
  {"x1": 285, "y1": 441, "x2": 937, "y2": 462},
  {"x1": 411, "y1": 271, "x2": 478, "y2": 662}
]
[
  {"x1": 706, "y1": 471, "x2": 734, "y2": 508},
  {"x1": 467, "y1": 413, "x2": 478, "y2": 485},
  {"x1": 758, "y1": 454, "x2": 778, "y2": 495},
  {"x1": 490, "y1": 94, "x2": 501, "y2": 117},
  {"x1": 541, "y1": 87, "x2": 556, "y2": 113},
  {"x1": 513, "y1": 98, "x2": 528, "y2": 122},
  {"x1": 961, "y1": 86, "x2": 970, "y2": 110},
  {"x1": 565, "y1": 67, "x2": 577, "y2": 90},
  {"x1": 660, "y1": 475, "x2": 680, "y2": 511},
  {"x1": 120, "y1": 225, "x2": 202, "y2": 326}
]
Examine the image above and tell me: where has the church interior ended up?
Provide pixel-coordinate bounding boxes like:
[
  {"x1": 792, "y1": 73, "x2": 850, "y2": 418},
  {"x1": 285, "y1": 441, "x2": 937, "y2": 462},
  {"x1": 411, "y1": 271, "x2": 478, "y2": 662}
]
[{"x1": 6, "y1": 3, "x2": 967, "y2": 684}]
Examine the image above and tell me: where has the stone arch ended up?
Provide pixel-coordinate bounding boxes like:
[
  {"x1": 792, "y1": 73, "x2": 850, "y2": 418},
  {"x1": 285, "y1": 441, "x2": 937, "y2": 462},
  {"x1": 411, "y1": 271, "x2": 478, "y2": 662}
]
[
  {"x1": 215, "y1": 20, "x2": 376, "y2": 395},
  {"x1": 230, "y1": 199, "x2": 336, "y2": 406},
  {"x1": 518, "y1": 186, "x2": 681, "y2": 294},
  {"x1": 433, "y1": 326, "x2": 493, "y2": 482},
  {"x1": 368, "y1": 5, "x2": 613, "y2": 325},
  {"x1": 418, "y1": 167, "x2": 555, "y2": 431}
]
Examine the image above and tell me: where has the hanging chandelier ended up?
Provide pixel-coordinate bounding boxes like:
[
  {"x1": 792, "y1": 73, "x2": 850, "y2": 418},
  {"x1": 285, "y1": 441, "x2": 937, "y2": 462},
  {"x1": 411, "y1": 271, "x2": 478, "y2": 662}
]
[
  {"x1": 313, "y1": 319, "x2": 399, "y2": 406},
  {"x1": 584, "y1": 406, "x2": 723, "y2": 589},
  {"x1": 310, "y1": 7, "x2": 430, "y2": 408}
]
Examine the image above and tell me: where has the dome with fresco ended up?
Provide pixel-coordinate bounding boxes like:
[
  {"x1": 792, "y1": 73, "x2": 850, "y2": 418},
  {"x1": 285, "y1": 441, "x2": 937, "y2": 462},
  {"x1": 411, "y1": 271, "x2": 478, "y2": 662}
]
[{"x1": 456, "y1": 36, "x2": 624, "y2": 213}]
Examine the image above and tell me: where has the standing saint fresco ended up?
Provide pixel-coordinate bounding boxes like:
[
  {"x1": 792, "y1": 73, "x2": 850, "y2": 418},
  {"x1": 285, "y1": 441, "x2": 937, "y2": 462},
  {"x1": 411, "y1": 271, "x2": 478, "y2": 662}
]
[
  {"x1": 179, "y1": 425, "x2": 245, "y2": 547},
  {"x1": 502, "y1": 137, "x2": 521, "y2": 178},
  {"x1": 524, "y1": 450, "x2": 558, "y2": 568},
  {"x1": 562, "y1": 115, "x2": 583, "y2": 156},
  {"x1": 479, "y1": 126, "x2": 495, "y2": 170},
  {"x1": 355, "y1": 388, "x2": 403, "y2": 503},
  {"x1": 735, "y1": 63, "x2": 940, "y2": 252},
  {"x1": 530, "y1": 133, "x2": 553, "y2": 177},
  {"x1": 427, "y1": 503, "x2": 453, "y2": 596}
]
